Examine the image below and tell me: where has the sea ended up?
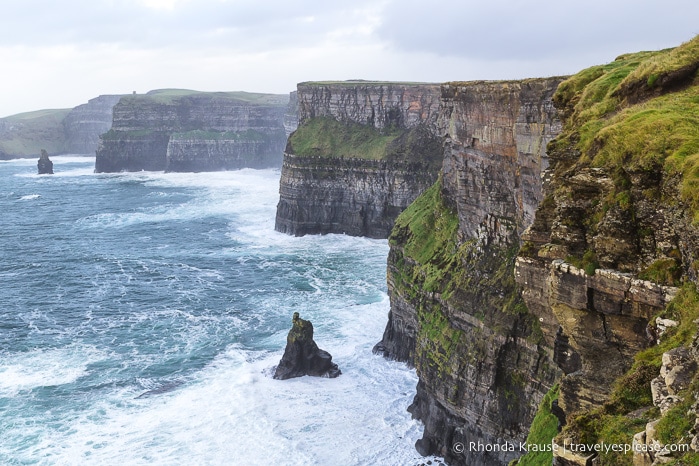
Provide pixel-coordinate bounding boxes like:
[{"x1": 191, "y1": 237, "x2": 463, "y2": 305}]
[{"x1": 0, "y1": 156, "x2": 431, "y2": 465}]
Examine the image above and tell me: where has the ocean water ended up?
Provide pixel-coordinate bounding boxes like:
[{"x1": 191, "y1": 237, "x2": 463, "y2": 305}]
[{"x1": 0, "y1": 156, "x2": 429, "y2": 465}]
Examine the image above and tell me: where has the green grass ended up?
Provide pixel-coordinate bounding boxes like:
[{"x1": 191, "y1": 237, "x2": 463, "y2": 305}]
[
  {"x1": 639, "y1": 258, "x2": 683, "y2": 286},
  {"x1": 122, "y1": 89, "x2": 288, "y2": 106},
  {"x1": 620, "y1": 37, "x2": 699, "y2": 93},
  {"x1": 288, "y1": 117, "x2": 402, "y2": 160},
  {"x1": 0, "y1": 108, "x2": 72, "y2": 156},
  {"x1": 391, "y1": 179, "x2": 460, "y2": 291},
  {"x1": 550, "y1": 34, "x2": 699, "y2": 222},
  {"x1": 656, "y1": 392, "x2": 695, "y2": 445},
  {"x1": 4, "y1": 108, "x2": 71, "y2": 121},
  {"x1": 516, "y1": 384, "x2": 560, "y2": 466}
]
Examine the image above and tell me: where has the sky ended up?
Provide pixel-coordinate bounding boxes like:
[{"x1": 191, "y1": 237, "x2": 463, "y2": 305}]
[{"x1": 1, "y1": 0, "x2": 698, "y2": 117}]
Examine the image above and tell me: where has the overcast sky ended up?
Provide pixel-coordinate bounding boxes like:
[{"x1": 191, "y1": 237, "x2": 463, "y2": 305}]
[{"x1": 1, "y1": 0, "x2": 697, "y2": 117}]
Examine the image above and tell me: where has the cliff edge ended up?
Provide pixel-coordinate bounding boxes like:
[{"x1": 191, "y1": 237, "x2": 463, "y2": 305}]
[
  {"x1": 94, "y1": 89, "x2": 290, "y2": 173},
  {"x1": 514, "y1": 36, "x2": 699, "y2": 465},
  {"x1": 0, "y1": 95, "x2": 120, "y2": 158},
  {"x1": 375, "y1": 77, "x2": 564, "y2": 465},
  {"x1": 275, "y1": 81, "x2": 444, "y2": 238}
]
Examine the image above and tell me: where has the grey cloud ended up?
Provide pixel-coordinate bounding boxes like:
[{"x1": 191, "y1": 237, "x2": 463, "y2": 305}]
[
  {"x1": 376, "y1": 0, "x2": 699, "y2": 61},
  {"x1": 0, "y1": 0, "x2": 378, "y2": 51}
]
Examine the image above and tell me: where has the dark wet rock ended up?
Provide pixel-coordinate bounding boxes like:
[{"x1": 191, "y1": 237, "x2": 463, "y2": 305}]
[
  {"x1": 273, "y1": 312, "x2": 341, "y2": 380},
  {"x1": 37, "y1": 149, "x2": 53, "y2": 174}
]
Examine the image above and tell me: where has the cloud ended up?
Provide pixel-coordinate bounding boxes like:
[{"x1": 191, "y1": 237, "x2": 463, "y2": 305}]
[
  {"x1": 377, "y1": 0, "x2": 699, "y2": 61},
  {"x1": 0, "y1": 0, "x2": 382, "y2": 52},
  {"x1": 1, "y1": 0, "x2": 697, "y2": 116}
]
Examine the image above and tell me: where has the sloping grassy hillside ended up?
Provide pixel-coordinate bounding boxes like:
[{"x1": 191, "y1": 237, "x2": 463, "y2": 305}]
[
  {"x1": 287, "y1": 116, "x2": 443, "y2": 171},
  {"x1": 0, "y1": 108, "x2": 71, "y2": 156},
  {"x1": 288, "y1": 117, "x2": 401, "y2": 160},
  {"x1": 551, "y1": 35, "x2": 699, "y2": 221}
]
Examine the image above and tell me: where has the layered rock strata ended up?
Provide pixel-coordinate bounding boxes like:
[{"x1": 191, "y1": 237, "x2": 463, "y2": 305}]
[
  {"x1": 375, "y1": 78, "x2": 565, "y2": 465},
  {"x1": 275, "y1": 82, "x2": 443, "y2": 238},
  {"x1": 515, "y1": 258, "x2": 678, "y2": 415},
  {"x1": 284, "y1": 91, "x2": 299, "y2": 137},
  {"x1": 62, "y1": 95, "x2": 123, "y2": 154},
  {"x1": 513, "y1": 38, "x2": 699, "y2": 465},
  {"x1": 95, "y1": 90, "x2": 289, "y2": 173},
  {"x1": 296, "y1": 81, "x2": 442, "y2": 130}
]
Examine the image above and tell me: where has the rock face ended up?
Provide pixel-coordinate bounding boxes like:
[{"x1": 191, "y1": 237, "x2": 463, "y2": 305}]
[
  {"x1": 94, "y1": 90, "x2": 289, "y2": 173},
  {"x1": 284, "y1": 91, "x2": 299, "y2": 137},
  {"x1": 37, "y1": 149, "x2": 53, "y2": 174},
  {"x1": 275, "y1": 81, "x2": 443, "y2": 238},
  {"x1": 62, "y1": 95, "x2": 123, "y2": 154},
  {"x1": 375, "y1": 78, "x2": 564, "y2": 465},
  {"x1": 273, "y1": 312, "x2": 341, "y2": 380},
  {"x1": 511, "y1": 39, "x2": 699, "y2": 464},
  {"x1": 0, "y1": 96, "x2": 120, "y2": 158},
  {"x1": 296, "y1": 81, "x2": 442, "y2": 129}
]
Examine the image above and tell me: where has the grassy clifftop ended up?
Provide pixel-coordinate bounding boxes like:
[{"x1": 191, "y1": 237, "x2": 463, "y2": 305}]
[
  {"x1": 550, "y1": 35, "x2": 699, "y2": 220},
  {"x1": 120, "y1": 89, "x2": 288, "y2": 106},
  {"x1": 521, "y1": 35, "x2": 699, "y2": 465},
  {"x1": 0, "y1": 108, "x2": 71, "y2": 157},
  {"x1": 287, "y1": 116, "x2": 443, "y2": 172}
]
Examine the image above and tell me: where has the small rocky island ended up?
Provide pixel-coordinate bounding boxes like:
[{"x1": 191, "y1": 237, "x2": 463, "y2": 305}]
[
  {"x1": 273, "y1": 312, "x2": 341, "y2": 380},
  {"x1": 37, "y1": 149, "x2": 53, "y2": 174}
]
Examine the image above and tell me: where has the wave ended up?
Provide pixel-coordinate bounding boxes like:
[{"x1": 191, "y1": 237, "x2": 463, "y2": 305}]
[{"x1": 0, "y1": 345, "x2": 105, "y2": 397}]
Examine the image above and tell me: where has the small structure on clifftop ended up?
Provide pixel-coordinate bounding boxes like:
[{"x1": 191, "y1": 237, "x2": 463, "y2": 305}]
[
  {"x1": 37, "y1": 149, "x2": 53, "y2": 175},
  {"x1": 273, "y1": 312, "x2": 341, "y2": 380}
]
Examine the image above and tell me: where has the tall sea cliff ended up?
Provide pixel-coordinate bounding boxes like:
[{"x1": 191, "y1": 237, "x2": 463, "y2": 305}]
[
  {"x1": 375, "y1": 78, "x2": 564, "y2": 465},
  {"x1": 275, "y1": 81, "x2": 444, "y2": 238},
  {"x1": 382, "y1": 39, "x2": 699, "y2": 465},
  {"x1": 514, "y1": 37, "x2": 699, "y2": 466},
  {"x1": 277, "y1": 35, "x2": 699, "y2": 466},
  {"x1": 94, "y1": 89, "x2": 291, "y2": 173}
]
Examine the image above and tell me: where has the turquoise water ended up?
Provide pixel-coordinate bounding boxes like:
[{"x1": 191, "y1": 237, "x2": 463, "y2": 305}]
[{"x1": 0, "y1": 157, "x2": 426, "y2": 465}]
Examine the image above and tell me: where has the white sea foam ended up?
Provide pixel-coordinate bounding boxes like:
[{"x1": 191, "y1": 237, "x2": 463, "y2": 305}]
[
  {"x1": 0, "y1": 164, "x2": 439, "y2": 465},
  {"x1": 0, "y1": 345, "x2": 104, "y2": 396},
  {"x1": 14, "y1": 304, "x2": 430, "y2": 466},
  {"x1": 75, "y1": 169, "x2": 281, "y2": 230}
]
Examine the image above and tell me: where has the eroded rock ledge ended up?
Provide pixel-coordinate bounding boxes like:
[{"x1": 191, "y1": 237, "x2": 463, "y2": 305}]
[{"x1": 515, "y1": 257, "x2": 679, "y2": 415}]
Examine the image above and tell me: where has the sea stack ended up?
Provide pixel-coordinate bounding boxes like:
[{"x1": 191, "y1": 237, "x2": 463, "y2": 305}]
[
  {"x1": 37, "y1": 149, "x2": 53, "y2": 174},
  {"x1": 273, "y1": 312, "x2": 341, "y2": 380}
]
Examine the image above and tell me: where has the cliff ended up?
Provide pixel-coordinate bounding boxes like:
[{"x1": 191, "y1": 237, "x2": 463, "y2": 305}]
[
  {"x1": 94, "y1": 89, "x2": 289, "y2": 173},
  {"x1": 513, "y1": 36, "x2": 699, "y2": 465},
  {"x1": 0, "y1": 96, "x2": 120, "y2": 158},
  {"x1": 62, "y1": 95, "x2": 123, "y2": 154},
  {"x1": 0, "y1": 108, "x2": 71, "y2": 157},
  {"x1": 374, "y1": 77, "x2": 564, "y2": 465},
  {"x1": 275, "y1": 81, "x2": 444, "y2": 238},
  {"x1": 284, "y1": 91, "x2": 299, "y2": 137}
]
